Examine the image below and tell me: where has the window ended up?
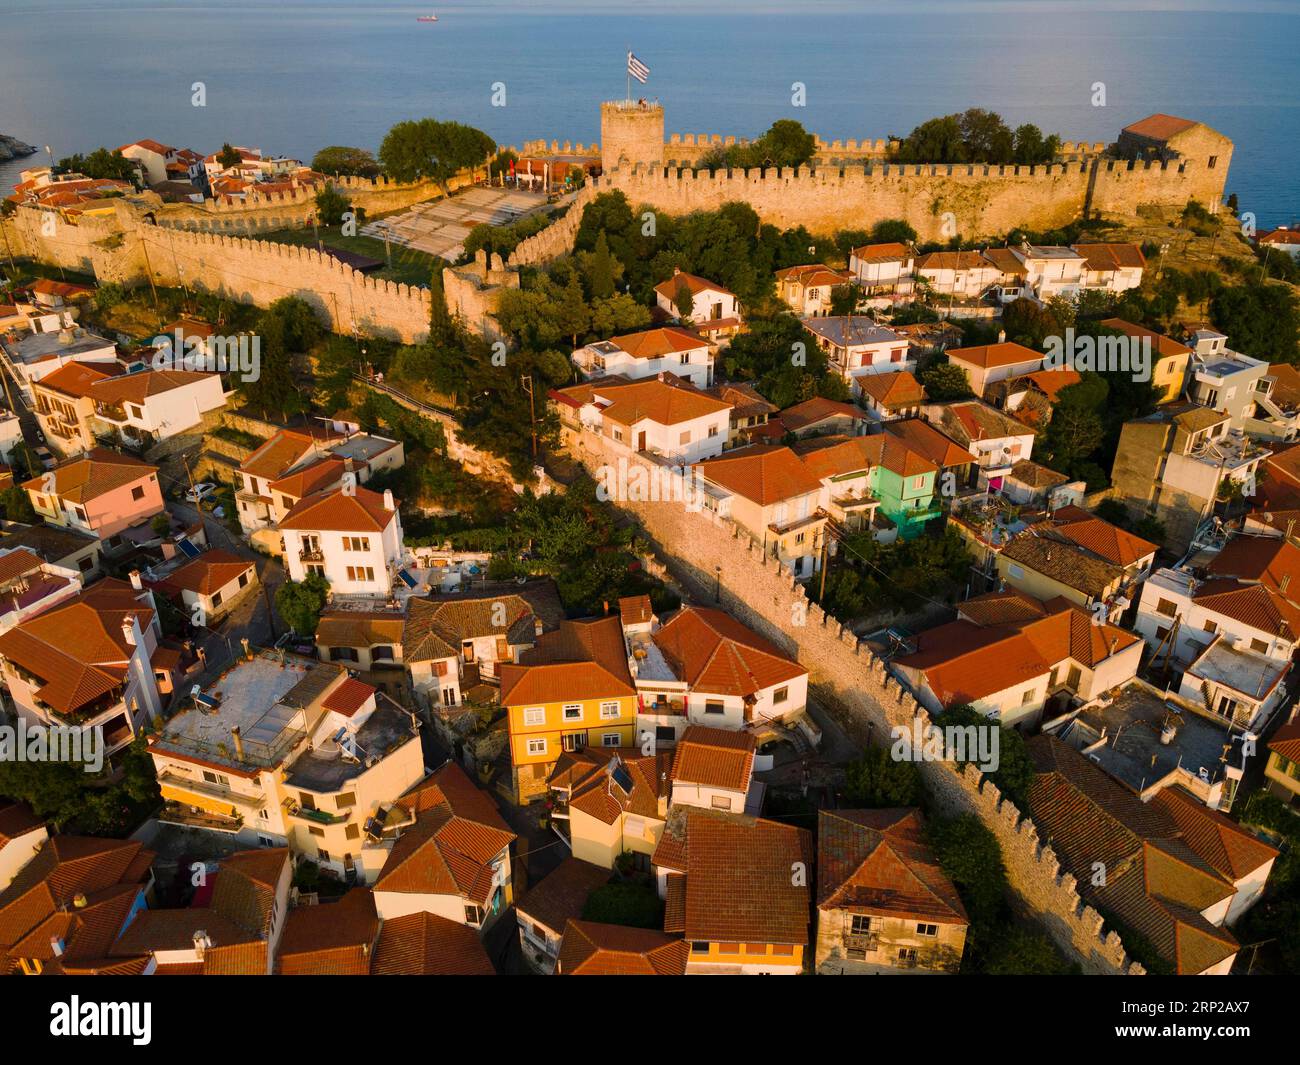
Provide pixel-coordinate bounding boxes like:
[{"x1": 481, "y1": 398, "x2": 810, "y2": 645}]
[
  {"x1": 131, "y1": 485, "x2": 145, "y2": 501},
  {"x1": 210, "y1": 591, "x2": 223, "y2": 608},
  {"x1": 771, "y1": 944, "x2": 794, "y2": 957},
  {"x1": 309, "y1": 826, "x2": 325, "y2": 838},
  {"x1": 850, "y1": 915, "x2": 876, "y2": 935},
  {"x1": 679, "y1": 430, "x2": 691, "y2": 445},
  {"x1": 345, "y1": 566, "x2": 375, "y2": 582},
  {"x1": 1203, "y1": 620, "x2": 1217, "y2": 634},
  {"x1": 710, "y1": 795, "x2": 732, "y2": 811},
  {"x1": 344, "y1": 536, "x2": 371, "y2": 552},
  {"x1": 465, "y1": 904, "x2": 485, "y2": 926},
  {"x1": 773, "y1": 686, "x2": 788, "y2": 705},
  {"x1": 1020, "y1": 688, "x2": 1035, "y2": 705},
  {"x1": 1156, "y1": 598, "x2": 1178, "y2": 617},
  {"x1": 523, "y1": 707, "x2": 545, "y2": 726},
  {"x1": 1066, "y1": 665, "x2": 1082, "y2": 689},
  {"x1": 562, "y1": 703, "x2": 583, "y2": 721},
  {"x1": 372, "y1": 645, "x2": 395, "y2": 662},
  {"x1": 526, "y1": 738, "x2": 547, "y2": 756},
  {"x1": 602, "y1": 733, "x2": 621, "y2": 748},
  {"x1": 599, "y1": 701, "x2": 620, "y2": 719},
  {"x1": 1008, "y1": 564, "x2": 1024, "y2": 579},
  {"x1": 330, "y1": 647, "x2": 359, "y2": 662},
  {"x1": 562, "y1": 733, "x2": 587, "y2": 752},
  {"x1": 898, "y1": 948, "x2": 918, "y2": 964},
  {"x1": 708, "y1": 425, "x2": 719, "y2": 438},
  {"x1": 345, "y1": 823, "x2": 360, "y2": 840},
  {"x1": 612, "y1": 428, "x2": 624, "y2": 443},
  {"x1": 691, "y1": 942, "x2": 709, "y2": 954},
  {"x1": 911, "y1": 476, "x2": 925, "y2": 490},
  {"x1": 1208, "y1": 155, "x2": 1218, "y2": 169},
  {"x1": 916, "y1": 923, "x2": 938, "y2": 937},
  {"x1": 335, "y1": 792, "x2": 356, "y2": 809},
  {"x1": 299, "y1": 793, "x2": 317, "y2": 810},
  {"x1": 679, "y1": 353, "x2": 691, "y2": 364},
  {"x1": 705, "y1": 700, "x2": 725, "y2": 715},
  {"x1": 238, "y1": 572, "x2": 250, "y2": 588},
  {"x1": 1251, "y1": 638, "x2": 1269, "y2": 653},
  {"x1": 201, "y1": 770, "x2": 230, "y2": 786}
]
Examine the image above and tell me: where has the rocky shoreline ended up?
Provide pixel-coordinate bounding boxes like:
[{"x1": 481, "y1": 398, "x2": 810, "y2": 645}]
[{"x1": 0, "y1": 134, "x2": 38, "y2": 163}]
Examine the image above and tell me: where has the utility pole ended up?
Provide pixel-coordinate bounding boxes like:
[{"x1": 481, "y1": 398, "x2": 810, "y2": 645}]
[{"x1": 520, "y1": 374, "x2": 538, "y2": 463}]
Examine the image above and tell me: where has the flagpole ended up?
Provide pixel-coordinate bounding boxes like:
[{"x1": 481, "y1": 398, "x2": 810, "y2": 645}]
[{"x1": 626, "y1": 47, "x2": 631, "y2": 103}]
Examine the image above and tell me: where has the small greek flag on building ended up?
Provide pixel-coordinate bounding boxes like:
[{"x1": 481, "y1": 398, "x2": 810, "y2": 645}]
[{"x1": 627, "y1": 52, "x2": 650, "y2": 84}]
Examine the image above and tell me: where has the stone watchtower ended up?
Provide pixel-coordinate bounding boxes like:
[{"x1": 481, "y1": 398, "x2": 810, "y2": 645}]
[{"x1": 600, "y1": 100, "x2": 664, "y2": 173}]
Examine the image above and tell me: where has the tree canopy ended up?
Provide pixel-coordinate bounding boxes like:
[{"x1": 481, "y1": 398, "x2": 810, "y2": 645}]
[
  {"x1": 892, "y1": 109, "x2": 1061, "y2": 165},
  {"x1": 378, "y1": 118, "x2": 495, "y2": 193},
  {"x1": 310, "y1": 145, "x2": 381, "y2": 178}
]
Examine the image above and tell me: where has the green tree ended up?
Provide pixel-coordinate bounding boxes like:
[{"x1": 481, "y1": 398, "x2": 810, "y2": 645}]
[
  {"x1": 57, "y1": 147, "x2": 138, "y2": 183},
  {"x1": 841, "y1": 746, "x2": 924, "y2": 807},
  {"x1": 313, "y1": 184, "x2": 354, "y2": 227},
  {"x1": 588, "y1": 293, "x2": 650, "y2": 337},
  {"x1": 1211, "y1": 283, "x2": 1300, "y2": 364},
  {"x1": 0, "y1": 485, "x2": 37, "y2": 523},
  {"x1": 870, "y1": 218, "x2": 918, "y2": 245},
  {"x1": 673, "y1": 276, "x2": 694, "y2": 319},
  {"x1": 556, "y1": 269, "x2": 591, "y2": 346},
  {"x1": 310, "y1": 146, "x2": 381, "y2": 178},
  {"x1": 217, "y1": 143, "x2": 241, "y2": 169},
  {"x1": 919, "y1": 361, "x2": 974, "y2": 401},
  {"x1": 378, "y1": 118, "x2": 496, "y2": 196},
  {"x1": 753, "y1": 118, "x2": 817, "y2": 168},
  {"x1": 939, "y1": 705, "x2": 1036, "y2": 809},
  {"x1": 581, "y1": 881, "x2": 663, "y2": 929},
  {"x1": 586, "y1": 230, "x2": 617, "y2": 300},
  {"x1": 275, "y1": 574, "x2": 330, "y2": 636}
]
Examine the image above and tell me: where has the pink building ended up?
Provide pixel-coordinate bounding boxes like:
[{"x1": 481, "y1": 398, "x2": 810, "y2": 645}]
[{"x1": 22, "y1": 447, "x2": 165, "y2": 544}]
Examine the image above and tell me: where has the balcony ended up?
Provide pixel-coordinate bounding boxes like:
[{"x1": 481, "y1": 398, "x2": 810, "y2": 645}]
[
  {"x1": 843, "y1": 932, "x2": 880, "y2": 953},
  {"x1": 298, "y1": 547, "x2": 324, "y2": 562}
]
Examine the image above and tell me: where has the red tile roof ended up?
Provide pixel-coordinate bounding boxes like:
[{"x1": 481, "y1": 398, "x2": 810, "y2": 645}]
[
  {"x1": 1122, "y1": 114, "x2": 1199, "y2": 142},
  {"x1": 651, "y1": 809, "x2": 812, "y2": 949},
  {"x1": 557, "y1": 919, "x2": 688, "y2": 975},
  {"x1": 670, "y1": 726, "x2": 756, "y2": 792},
  {"x1": 652, "y1": 605, "x2": 804, "y2": 701},
  {"x1": 695, "y1": 445, "x2": 824, "y2": 505},
  {"x1": 370, "y1": 910, "x2": 495, "y2": 974},
  {"x1": 279, "y1": 485, "x2": 397, "y2": 533},
  {"x1": 499, "y1": 615, "x2": 634, "y2": 706},
  {"x1": 817, "y1": 808, "x2": 968, "y2": 924}
]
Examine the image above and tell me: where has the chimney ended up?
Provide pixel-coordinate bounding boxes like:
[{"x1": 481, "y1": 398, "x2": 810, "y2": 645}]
[
  {"x1": 121, "y1": 617, "x2": 137, "y2": 647},
  {"x1": 602, "y1": 600, "x2": 609, "y2": 616},
  {"x1": 129, "y1": 569, "x2": 143, "y2": 591},
  {"x1": 997, "y1": 329, "x2": 1006, "y2": 344},
  {"x1": 534, "y1": 617, "x2": 544, "y2": 638},
  {"x1": 384, "y1": 489, "x2": 395, "y2": 511},
  {"x1": 230, "y1": 725, "x2": 245, "y2": 762},
  {"x1": 192, "y1": 930, "x2": 211, "y2": 958},
  {"x1": 49, "y1": 935, "x2": 65, "y2": 957}
]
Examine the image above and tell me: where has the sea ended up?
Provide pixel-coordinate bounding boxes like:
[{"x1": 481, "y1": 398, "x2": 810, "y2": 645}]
[{"x1": 1, "y1": 0, "x2": 1298, "y2": 225}]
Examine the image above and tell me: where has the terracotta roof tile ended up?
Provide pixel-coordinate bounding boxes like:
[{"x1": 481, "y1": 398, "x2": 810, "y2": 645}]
[
  {"x1": 21, "y1": 447, "x2": 158, "y2": 505},
  {"x1": 652, "y1": 605, "x2": 804, "y2": 700},
  {"x1": 557, "y1": 919, "x2": 688, "y2": 975},
  {"x1": 670, "y1": 725, "x2": 756, "y2": 792},
  {"x1": 695, "y1": 445, "x2": 824, "y2": 506},
  {"x1": 516, "y1": 858, "x2": 611, "y2": 936},
  {"x1": 370, "y1": 911, "x2": 495, "y2": 974},
  {"x1": 499, "y1": 615, "x2": 634, "y2": 706},
  {"x1": 279, "y1": 485, "x2": 397, "y2": 533}
]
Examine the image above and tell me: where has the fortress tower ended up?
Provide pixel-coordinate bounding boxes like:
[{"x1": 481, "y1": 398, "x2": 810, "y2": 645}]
[{"x1": 601, "y1": 100, "x2": 664, "y2": 173}]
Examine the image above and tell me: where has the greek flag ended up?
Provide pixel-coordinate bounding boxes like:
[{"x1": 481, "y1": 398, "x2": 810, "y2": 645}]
[{"x1": 627, "y1": 52, "x2": 650, "y2": 84}]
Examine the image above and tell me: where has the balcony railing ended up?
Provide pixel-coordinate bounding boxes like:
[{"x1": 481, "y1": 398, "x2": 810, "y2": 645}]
[{"x1": 299, "y1": 547, "x2": 324, "y2": 562}]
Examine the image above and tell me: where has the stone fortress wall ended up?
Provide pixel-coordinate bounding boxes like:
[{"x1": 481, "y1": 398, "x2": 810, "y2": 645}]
[
  {"x1": 569, "y1": 428, "x2": 1142, "y2": 975},
  {"x1": 0, "y1": 204, "x2": 432, "y2": 342}
]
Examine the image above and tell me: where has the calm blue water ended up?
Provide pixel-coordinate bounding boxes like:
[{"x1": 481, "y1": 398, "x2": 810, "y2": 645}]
[{"x1": 1, "y1": 0, "x2": 1298, "y2": 223}]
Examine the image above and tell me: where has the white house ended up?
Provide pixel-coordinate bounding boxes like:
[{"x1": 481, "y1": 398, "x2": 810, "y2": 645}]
[
  {"x1": 668, "y1": 726, "x2": 758, "y2": 815},
  {"x1": 279, "y1": 486, "x2": 404, "y2": 598},
  {"x1": 627, "y1": 604, "x2": 810, "y2": 744},
  {"x1": 775, "y1": 264, "x2": 855, "y2": 317},
  {"x1": 945, "y1": 341, "x2": 1046, "y2": 398},
  {"x1": 914, "y1": 251, "x2": 1001, "y2": 298},
  {"x1": 1133, "y1": 535, "x2": 1300, "y2": 683},
  {"x1": 800, "y1": 316, "x2": 912, "y2": 389},
  {"x1": 1073, "y1": 243, "x2": 1146, "y2": 294},
  {"x1": 572, "y1": 327, "x2": 714, "y2": 390},
  {"x1": 1012, "y1": 244, "x2": 1087, "y2": 301},
  {"x1": 89, "y1": 369, "x2": 230, "y2": 449},
  {"x1": 848, "y1": 242, "x2": 915, "y2": 296},
  {"x1": 652, "y1": 269, "x2": 743, "y2": 343},
  {"x1": 551, "y1": 375, "x2": 731, "y2": 464},
  {"x1": 924, "y1": 400, "x2": 1037, "y2": 491}
]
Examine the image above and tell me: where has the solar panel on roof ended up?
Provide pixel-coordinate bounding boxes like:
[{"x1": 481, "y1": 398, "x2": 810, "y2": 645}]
[
  {"x1": 609, "y1": 761, "x2": 634, "y2": 795},
  {"x1": 398, "y1": 569, "x2": 418, "y2": 588},
  {"x1": 177, "y1": 538, "x2": 201, "y2": 559}
]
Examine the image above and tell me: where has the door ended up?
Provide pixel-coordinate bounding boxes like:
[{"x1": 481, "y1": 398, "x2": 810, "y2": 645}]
[{"x1": 637, "y1": 431, "x2": 647, "y2": 451}]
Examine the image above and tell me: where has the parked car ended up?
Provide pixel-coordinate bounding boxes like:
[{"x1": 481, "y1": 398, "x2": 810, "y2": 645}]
[
  {"x1": 184, "y1": 481, "x2": 217, "y2": 503},
  {"x1": 33, "y1": 446, "x2": 55, "y2": 471}
]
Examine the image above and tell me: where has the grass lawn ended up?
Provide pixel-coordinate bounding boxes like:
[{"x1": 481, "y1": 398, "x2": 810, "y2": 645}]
[{"x1": 250, "y1": 223, "x2": 439, "y2": 288}]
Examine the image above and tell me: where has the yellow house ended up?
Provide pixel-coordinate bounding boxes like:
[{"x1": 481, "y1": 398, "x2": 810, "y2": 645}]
[
  {"x1": 652, "y1": 807, "x2": 813, "y2": 974},
  {"x1": 548, "y1": 747, "x2": 673, "y2": 869},
  {"x1": 499, "y1": 615, "x2": 637, "y2": 802},
  {"x1": 1101, "y1": 318, "x2": 1191, "y2": 404}
]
